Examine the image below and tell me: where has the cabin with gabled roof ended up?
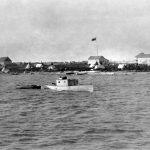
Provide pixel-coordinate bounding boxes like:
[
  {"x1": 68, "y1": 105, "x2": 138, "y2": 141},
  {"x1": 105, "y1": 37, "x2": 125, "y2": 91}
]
[
  {"x1": 0, "y1": 57, "x2": 12, "y2": 66},
  {"x1": 135, "y1": 52, "x2": 150, "y2": 65},
  {"x1": 88, "y1": 56, "x2": 109, "y2": 68}
]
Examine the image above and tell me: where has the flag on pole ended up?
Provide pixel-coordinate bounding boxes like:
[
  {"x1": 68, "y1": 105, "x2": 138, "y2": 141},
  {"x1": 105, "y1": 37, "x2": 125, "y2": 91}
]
[{"x1": 91, "y1": 37, "x2": 96, "y2": 41}]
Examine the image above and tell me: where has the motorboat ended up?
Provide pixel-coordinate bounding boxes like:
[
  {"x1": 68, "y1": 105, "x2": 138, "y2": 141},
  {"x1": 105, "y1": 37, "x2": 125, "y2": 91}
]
[{"x1": 45, "y1": 76, "x2": 93, "y2": 92}]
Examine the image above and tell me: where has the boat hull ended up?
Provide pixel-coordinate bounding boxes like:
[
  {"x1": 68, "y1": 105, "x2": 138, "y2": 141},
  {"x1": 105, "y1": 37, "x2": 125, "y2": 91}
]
[
  {"x1": 16, "y1": 85, "x2": 41, "y2": 89},
  {"x1": 45, "y1": 85, "x2": 93, "y2": 92},
  {"x1": 76, "y1": 71, "x2": 87, "y2": 75}
]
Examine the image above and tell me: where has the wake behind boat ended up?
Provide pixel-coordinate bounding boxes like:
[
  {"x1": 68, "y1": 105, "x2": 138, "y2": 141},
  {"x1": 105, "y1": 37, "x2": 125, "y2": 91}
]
[{"x1": 45, "y1": 76, "x2": 93, "y2": 92}]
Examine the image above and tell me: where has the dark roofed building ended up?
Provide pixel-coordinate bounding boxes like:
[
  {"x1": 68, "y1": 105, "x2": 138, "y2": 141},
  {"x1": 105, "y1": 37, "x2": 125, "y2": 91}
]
[
  {"x1": 136, "y1": 52, "x2": 150, "y2": 58},
  {"x1": 0, "y1": 57, "x2": 12, "y2": 66},
  {"x1": 88, "y1": 56, "x2": 109, "y2": 68}
]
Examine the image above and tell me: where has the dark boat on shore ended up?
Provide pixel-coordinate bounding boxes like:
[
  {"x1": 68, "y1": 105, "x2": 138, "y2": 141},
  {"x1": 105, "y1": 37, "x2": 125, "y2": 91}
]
[{"x1": 65, "y1": 71, "x2": 75, "y2": 75}]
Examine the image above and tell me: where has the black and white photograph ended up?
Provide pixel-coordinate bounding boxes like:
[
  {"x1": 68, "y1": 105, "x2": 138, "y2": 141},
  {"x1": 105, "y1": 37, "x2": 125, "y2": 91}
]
[{"x1": 0, "y1": 0, "x2": 150, "y2": 149}]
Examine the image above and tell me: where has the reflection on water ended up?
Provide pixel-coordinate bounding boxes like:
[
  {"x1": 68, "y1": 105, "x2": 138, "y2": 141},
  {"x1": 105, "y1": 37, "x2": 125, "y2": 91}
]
[{"x1": 0, "y1": 72, "x2": 150, "y2": 150}]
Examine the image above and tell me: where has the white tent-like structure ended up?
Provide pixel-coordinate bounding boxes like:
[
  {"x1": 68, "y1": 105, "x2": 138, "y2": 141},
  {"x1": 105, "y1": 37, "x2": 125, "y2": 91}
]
[
  {"x1": 25, "y1": 63, "x2": 34, "y2": 70},
  {"x1": 1, "y1": 66, "x2": 10, "y2": 73},
  {"x1": 94, "y1": 64, "x2": 105, "y2": 69}
]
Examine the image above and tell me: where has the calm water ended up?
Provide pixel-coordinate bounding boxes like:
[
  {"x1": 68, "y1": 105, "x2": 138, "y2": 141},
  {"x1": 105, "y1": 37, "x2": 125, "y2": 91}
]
[{"x1": 0, "y1": 72, "x2": 150, "y2": 150}]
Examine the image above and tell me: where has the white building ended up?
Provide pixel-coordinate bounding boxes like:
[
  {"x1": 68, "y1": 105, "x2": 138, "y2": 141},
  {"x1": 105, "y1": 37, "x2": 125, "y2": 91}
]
[
  {"x1": 88, "y1": 56, "x2": 109, "y2": 68},
  {"x1": 136, "y1": 53, "x2": 150, "y2": 65}
]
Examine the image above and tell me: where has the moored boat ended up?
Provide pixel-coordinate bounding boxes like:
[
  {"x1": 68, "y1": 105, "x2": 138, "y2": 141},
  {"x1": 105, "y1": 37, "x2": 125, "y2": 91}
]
[
  {"x1": 65, "y1": 71, "x2": 75, "y2": 75},
  {"x1": 76, "y1": 71, "x2": 87, "y2": 75},
  {"x1": 45, "y1": 76, "x2": 93, "y2": 92},
  {"x1": 16, "y1": 84, "x2": 41, "y2": 89}
]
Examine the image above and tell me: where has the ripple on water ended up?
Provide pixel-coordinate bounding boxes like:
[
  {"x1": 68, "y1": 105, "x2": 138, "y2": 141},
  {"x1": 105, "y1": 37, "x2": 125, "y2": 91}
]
[{"x1": 0, "y1": 73, "x2": 150, "y2": 150}]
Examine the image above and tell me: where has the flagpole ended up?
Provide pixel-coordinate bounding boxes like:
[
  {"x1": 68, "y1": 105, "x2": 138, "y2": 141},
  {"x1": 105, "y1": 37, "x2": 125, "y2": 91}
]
[
  {"x1": 96, "y1": 37, "x2": 99, "y2": 56},
  {"x1": 91, "y1": 37, "x2": 99, "y2": 56}
]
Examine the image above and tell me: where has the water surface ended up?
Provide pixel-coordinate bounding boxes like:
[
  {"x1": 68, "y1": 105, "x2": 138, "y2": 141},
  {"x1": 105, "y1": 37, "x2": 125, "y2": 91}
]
[{"x1": 0, "y1": 72, "x2": 150, "y2": 150}]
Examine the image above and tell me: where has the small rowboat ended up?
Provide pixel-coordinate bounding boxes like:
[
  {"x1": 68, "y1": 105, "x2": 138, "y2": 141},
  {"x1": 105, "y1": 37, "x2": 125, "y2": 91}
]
[
  {"x1": 65, "y1": 71, "x2": 75, "y2": 75},
  {"x1": 16, "y1": 85, "x2": 41, "y2": 89},
  {"x1": 76, "y1": 71, "x2": 87, "y2": 75},
  {"x1": 45, "y1": 76, "x2": 93, "y2": 92}
]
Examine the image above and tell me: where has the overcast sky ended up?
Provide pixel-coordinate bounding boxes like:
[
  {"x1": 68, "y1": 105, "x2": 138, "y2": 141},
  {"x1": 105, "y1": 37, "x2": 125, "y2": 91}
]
[{"x1": 0, "y1": 0, "x2": 150, "y2": 62}]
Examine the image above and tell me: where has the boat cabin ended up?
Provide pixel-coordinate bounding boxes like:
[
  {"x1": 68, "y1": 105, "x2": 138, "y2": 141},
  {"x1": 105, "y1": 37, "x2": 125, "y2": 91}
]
[{"x1": 56, "y1": 76, "x2": 78, "y2": 87}]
